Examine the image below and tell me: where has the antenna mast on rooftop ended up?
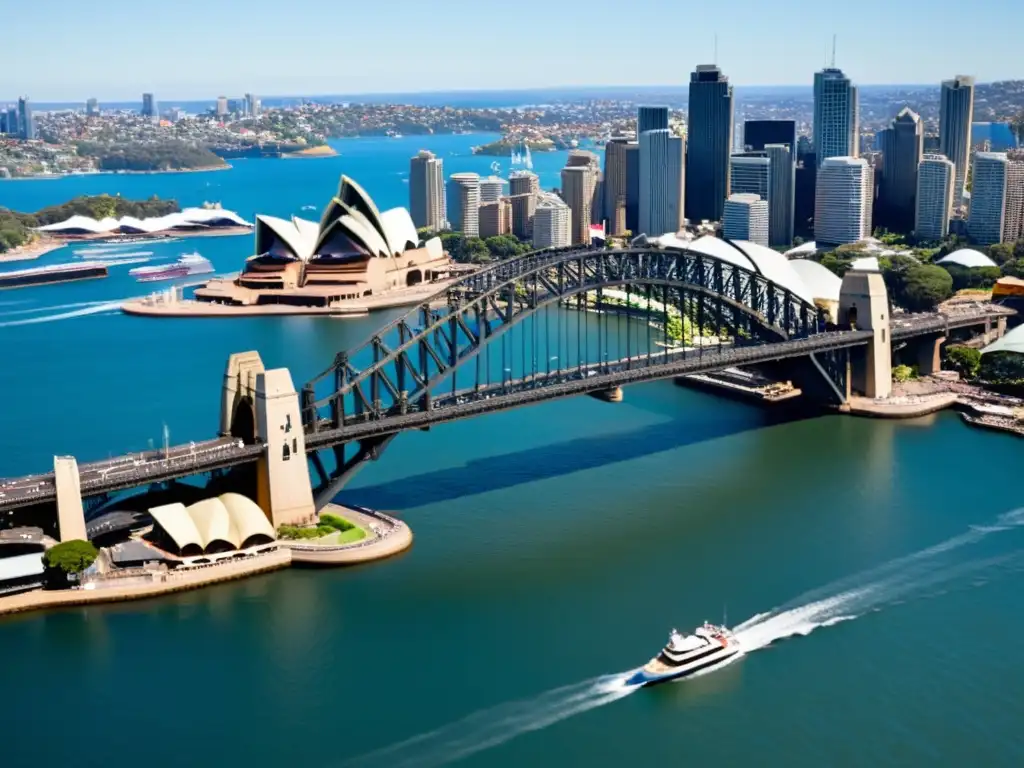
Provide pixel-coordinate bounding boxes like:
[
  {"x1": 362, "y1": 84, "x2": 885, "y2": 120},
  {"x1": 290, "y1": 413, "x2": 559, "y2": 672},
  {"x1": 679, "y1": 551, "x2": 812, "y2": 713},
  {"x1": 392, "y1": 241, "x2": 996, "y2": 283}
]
[
  {"x1": 714, "y1": 33, "x2": 718, "y2": 66},
  {"x1": 831, "y1": 34, "x2": 837, "y2": 67}
]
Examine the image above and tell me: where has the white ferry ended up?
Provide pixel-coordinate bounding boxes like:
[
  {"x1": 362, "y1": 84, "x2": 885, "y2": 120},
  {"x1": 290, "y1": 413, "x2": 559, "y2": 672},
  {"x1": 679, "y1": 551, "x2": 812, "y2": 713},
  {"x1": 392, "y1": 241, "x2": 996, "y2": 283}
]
[{"x1": 626, "y1": 623, "x2": 741, "y2": 687}]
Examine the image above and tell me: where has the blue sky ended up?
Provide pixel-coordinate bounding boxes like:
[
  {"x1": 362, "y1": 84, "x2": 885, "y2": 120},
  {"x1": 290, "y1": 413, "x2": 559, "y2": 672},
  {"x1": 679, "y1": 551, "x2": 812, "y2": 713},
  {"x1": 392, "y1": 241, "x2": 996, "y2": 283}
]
[{"x1": 4, "y1": 0, "x2": 1023, "y2": 100}]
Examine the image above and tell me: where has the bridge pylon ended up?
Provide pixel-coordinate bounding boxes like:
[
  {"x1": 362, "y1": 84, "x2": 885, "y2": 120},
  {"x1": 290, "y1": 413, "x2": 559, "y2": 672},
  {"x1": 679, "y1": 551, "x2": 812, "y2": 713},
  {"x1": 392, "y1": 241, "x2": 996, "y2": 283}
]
[
  {"x1": 839, "y1": 267, "x2": 892, "y2": 399},
  {"x1": 53, "y1": 456, "x2": 87, "y2": 542}
]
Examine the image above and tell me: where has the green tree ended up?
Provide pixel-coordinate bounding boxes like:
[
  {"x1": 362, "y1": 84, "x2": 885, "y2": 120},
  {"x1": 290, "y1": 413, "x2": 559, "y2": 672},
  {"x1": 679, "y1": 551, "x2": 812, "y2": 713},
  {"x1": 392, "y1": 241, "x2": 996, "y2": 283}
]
[
  {"x1": 900, "y1": 264, "x2": 953, "y2": 311},
  {"x1": 988, "y1": 242, "x2": 1015, "y2": 265},
  {"x1": 944, "y1": 346, "x2": 982, "y2": 379},
  {"x1": 893, "y1": 364, "x2": 917, "y2": 383},
  {"x1": 819, "y1": 253, "x2": 854, "y2": 277},
  {"x1": 461, "y1": 237, "x2": 491, "y2": 264},
  {"x1": 484, "y1": 235, "x2": 526, "y2": 259},
  {"x1": 943, "y1": 264, "x2": 1002, "y2": 290},
  {"x1": 43, "y1": 540, "x2": 98, "y2": 577},
  {"x1": 1001, "y1": 259, "x2": 1024, "y2": 279}
]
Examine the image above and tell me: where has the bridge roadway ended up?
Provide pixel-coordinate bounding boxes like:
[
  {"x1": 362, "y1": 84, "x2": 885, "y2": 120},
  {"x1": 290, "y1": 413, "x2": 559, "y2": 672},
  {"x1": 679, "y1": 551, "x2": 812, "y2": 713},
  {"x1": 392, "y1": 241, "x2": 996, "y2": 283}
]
[{"x1": 0, "y1": 305, "x2": 1009, "y2": 514}]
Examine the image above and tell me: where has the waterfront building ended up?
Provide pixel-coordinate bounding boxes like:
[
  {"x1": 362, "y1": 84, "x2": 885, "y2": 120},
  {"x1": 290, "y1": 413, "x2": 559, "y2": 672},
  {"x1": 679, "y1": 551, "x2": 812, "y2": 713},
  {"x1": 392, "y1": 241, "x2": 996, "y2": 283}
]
[
  {"x1": 685, "y1": 65, "x2": 734, "y2": 223},
  {"x1": 0, "y1": 108, "x2": 14, "y2": 136},
  {"x1": 815, "y1": 157, "x2": 873, "y2": 247},
  {"x1": 245, "y1": 93, "x2": 260, "y2": 117},
  {"x1": 561, "y1": 159, "x2": 599, "y2": 245},
  {"x1": 743, "y1": 120, "x2": 797, "y2": 153},
  {"x1": 447, "y1": 172, "x2": 481, "y2": 237},
  {"x1": 603, "y1": 137, "x2": 632, "y2": 235},
  {"x1": 479, "y1": 199, "x2": 511, "y2": 238},
  {"x1": 915, "y1": 154, "x2": 955, "y2": 241},
  {"x1": 509, "y1": 170, "x2": 539, "y2": 239},
  {"x1": 625, "y1": 142, "x2": 640, "y2": 233},
  {"x1": 940, "y1": 75, "x2": 975, "y2": 202},
  {"x1": 876, "y1": 107, "x2": 924, "y2": 233},
  {"x1": 813, "y1": 68, "x2": 858, "y2": 167},
  {"x1": 639, "y1": 129, "x2": 684, "y2": 236},
  {"x1": 765, "y1": 143, "x2": 796, "y2": 247},
  {"x1": 479, "y1": 176, "x2": 506, "y2": 204},
  {"x1": 637, "y1": 105, "x2": 669, "y2": 136},
  {"x1": 723, "y1": 193, "x2": 769, "y2": 246},
  {"x1": 148, "y1": 493, "x2": 276, "y2": 557},
  {"x1": 17, "y1": 97, "x2": 34, "y2": 140},
  {"x1": 0, "y1": 528, "x2": 50, "y2": 596},
  {"x1": 216, "y1": 96, "x2": 229, "y2": 117},
  {"x1": 141, "y1": 93, "x2": 157, "y2": 118},
  {"x1": 532, "y1": 193, "x2": 571, "y2": 248},
  {"x1": 86, "y1": 98, "x2": 99, "y2": 117},
  {"x1": 967, "y1": 152, "x2": 1024, "y2": 246},
  {"x1": 409, "y1": 150, "x2": 446, "y2": 231},
  {"x1": 193, "y1": 175, "x2": 451, "y2": 307}
]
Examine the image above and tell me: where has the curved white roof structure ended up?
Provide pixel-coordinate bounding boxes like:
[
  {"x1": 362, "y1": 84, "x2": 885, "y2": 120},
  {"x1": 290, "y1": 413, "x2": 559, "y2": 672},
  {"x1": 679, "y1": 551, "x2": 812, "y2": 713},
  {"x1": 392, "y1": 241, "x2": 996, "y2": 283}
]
[
  {"x1": 784, "y1": 241, "x2": 818, "y2": 257},
  {"x1": 982, "y1": 324, "x2": 1024, "y2": 356},
  {"x1": 255, "y1": 215, "x2": 318, "y2": 260},
  {"x1": 850, "y1": 256, "x2": 881, "y2": 272},
  {"x1": 36, "y1": 208, "x2": 253, "y2": 235},
  {"x1": 149, "y1": 494, "x2": 276, "y2": 555},
  {"x1": 937, "y1": 248, "x2": 998, "y2": 269},
  {"x1": 310, "y1": 176, "x2": 425, "y2": 260},
  {"x1": 788, "y1": 259, "x2": 843, "y2": 302}
]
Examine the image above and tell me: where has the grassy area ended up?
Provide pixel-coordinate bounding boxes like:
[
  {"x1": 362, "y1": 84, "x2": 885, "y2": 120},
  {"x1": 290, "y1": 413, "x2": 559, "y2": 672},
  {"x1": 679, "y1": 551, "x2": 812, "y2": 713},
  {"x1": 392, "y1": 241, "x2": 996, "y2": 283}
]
[{"x1": 277, "y1": 513, "x2": 367, "y2": 544}]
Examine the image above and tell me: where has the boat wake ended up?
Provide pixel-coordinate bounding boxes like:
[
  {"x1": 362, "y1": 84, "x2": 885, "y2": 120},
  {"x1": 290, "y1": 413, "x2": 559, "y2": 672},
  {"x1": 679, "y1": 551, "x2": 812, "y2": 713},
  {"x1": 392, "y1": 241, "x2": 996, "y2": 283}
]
[
  {"x1": 340, "y1": 508, "x2": 1024, "y2": 767},
  {"x1": 0, "y1": 300, "x2": 126, "y2": 327},
  {"x1": 341, "y1": 671, "x2": 639, "y2": 768}
]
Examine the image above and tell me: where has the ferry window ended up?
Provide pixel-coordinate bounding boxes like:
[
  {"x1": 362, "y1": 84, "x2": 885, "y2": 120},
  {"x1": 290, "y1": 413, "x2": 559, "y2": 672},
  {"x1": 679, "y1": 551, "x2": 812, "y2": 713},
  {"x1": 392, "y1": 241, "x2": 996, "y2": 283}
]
[
  {"x1": 882, "y1": 329, "x2": 886, "y2": 342},
  {"x1": 292, "y1": 438, "x2": 298, "y2": 453},
  {"x1": 282, "y1": 443, "x2": 291, "y2": 461}
]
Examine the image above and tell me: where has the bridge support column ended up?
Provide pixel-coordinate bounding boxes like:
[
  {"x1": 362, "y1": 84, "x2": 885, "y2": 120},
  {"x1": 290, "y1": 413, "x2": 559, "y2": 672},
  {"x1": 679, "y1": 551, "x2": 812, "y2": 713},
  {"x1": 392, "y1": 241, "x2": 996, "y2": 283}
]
[
  {"x1": 53, "y1": 456, "x2": 87, "y2": 542},
  {"x1": 254, "y1": 367, "x2": 315, "y2": 529},
  {"x1": 588, "y1": 386, "x2": 623, "y2": 403},
  {"x1": 913, "y1": 334, "x2": 946, "y2": 376},
  {"x1": 839, "y1": 269, "x2": 891, "y2": 399},
  {"x1": 221, "y1": 351, "x2": 265, "y2": 438}
]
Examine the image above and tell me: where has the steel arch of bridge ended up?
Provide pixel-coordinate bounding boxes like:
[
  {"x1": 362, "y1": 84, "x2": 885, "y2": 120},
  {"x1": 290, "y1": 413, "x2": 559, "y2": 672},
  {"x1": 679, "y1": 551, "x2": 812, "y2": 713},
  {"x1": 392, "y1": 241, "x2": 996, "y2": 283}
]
[{"x1": 301, "y1": 245, "x2": 825, "y2": 430}]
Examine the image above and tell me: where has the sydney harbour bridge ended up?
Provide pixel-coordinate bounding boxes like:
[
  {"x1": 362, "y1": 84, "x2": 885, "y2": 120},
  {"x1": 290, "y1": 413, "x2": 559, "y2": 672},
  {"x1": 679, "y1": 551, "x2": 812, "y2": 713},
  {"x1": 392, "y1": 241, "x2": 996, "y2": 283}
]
[{"x1": 0, "y1": 243, "x2": 1012, "y2": 536}]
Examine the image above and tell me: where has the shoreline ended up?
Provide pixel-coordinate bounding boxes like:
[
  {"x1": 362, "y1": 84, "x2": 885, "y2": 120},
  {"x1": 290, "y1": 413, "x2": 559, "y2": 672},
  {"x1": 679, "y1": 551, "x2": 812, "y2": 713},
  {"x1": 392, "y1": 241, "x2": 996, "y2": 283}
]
[
  {"x1": 0, "y1": 240, "x2": 67, "y2": 264},
  {"x1": 0, "y1": 164, "x2": 231, "y2": 182}
]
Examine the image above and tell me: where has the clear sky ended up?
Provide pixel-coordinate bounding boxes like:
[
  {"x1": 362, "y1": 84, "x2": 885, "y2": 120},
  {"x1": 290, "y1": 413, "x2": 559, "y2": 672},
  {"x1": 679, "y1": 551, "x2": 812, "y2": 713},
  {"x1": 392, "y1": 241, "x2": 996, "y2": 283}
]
[{"x1": 5, "y1": 0, "x2": 1023, "y2": 100}]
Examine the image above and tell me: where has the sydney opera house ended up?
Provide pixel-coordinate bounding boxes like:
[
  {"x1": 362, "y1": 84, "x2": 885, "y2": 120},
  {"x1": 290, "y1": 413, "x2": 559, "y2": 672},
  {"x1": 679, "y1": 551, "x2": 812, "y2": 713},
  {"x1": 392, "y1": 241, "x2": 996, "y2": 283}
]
[
  {"x1": 192, "y1": 175, "x2": 453, "y2": 309},
  {"x1": 35, "y1": 207, "x2": 253, "y2": 238},
  {"x1": 147, "y1": 493, "x2": 277, "y2": 561}
]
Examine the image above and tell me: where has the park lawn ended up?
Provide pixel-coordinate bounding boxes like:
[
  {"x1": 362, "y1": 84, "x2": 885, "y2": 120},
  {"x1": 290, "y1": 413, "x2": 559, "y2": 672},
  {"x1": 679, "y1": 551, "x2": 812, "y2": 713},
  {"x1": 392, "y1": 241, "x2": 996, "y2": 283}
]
[{"x1": 335, "y1": 526, "x2": 366, "y2": 544}]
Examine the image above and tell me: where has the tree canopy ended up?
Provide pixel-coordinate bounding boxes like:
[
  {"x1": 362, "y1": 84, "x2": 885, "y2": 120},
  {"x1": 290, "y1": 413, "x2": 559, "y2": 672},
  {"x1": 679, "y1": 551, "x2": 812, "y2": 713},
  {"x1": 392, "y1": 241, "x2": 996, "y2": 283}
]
[
  {"x1": 899, "y1": 264, "x2": 954, "y2": 311},
  {"x1": 43, "y1": 540, "x2": 98, "y2": 575},
  {"x1": 76, "y1": 140, "x2": 226, "y2": 172}
]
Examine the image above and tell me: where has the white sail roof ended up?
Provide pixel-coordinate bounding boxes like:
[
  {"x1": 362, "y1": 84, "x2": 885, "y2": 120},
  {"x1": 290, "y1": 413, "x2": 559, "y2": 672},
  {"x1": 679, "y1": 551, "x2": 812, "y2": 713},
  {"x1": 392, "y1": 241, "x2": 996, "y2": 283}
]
[
  {"x1": 35, "y1": 208, "x2": 253, "y2": 234},
  {"x1": 936, "y1": 249, "x2": 998, "y2": 269}
]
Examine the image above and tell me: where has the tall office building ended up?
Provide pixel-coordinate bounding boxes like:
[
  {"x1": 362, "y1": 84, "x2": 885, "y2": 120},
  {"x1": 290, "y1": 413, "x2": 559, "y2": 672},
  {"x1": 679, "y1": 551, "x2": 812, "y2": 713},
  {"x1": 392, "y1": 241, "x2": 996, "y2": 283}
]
[
  {"x1": 2, "y1": 107, "x2": 17, "y2": 136},
  {"x1": 915, "y1": 154, "x2": 955, "y2": 241},
  {"x1": 16, "y1": 98, "x2": 34, "y2": 140},
  {"x1": 532, "y1": 193, "x2": 571, "y2": 248},
  {"x1": 723, "y1": 193, "x2": 769, "y2": 246},
  {"x1": 939, "y1": 75, "x2": 975, "y2": 202},
  {"x1": 479, "y1": 200, "x2": 512, "y2": 238},
  {"x1": 141, "y1": 93, "x2": 157, "y2": 118},
  {"x1": 764, "y1": 143, "x2": 795, "y2": 247},
  {"x1": 639, "y1": 129, "x2": 685, "y2": 236},
  {"x1": 625, "y1": 142, "x2": 640, "y2": 233},
  {"x1": 245, "y1": 93, "x2": 260, "y2": 117},
  {"x1": 815, "y1": 157, "x2": 873, "y2": 247},
  {"x1": 447, "y1": 172, "x2": 481, "y2": 237},
  {"x1": 561, "y1": 165, "x2": 598, "y2": 245},
  {"x1": 479, "y1": 176, "x2": 506, "y2": 203},
  {"x1": 216, "y1": 96, "x2": 229, "y2": 117},
  {"x1": 566, "y1": 150, "x2": 602, "y2": 227},
  {"x1": 409, "y1": 150, "x2": 446, "y2": 231},
  {"x1": 509, "y1": 170, "x2": 539, "y2": 239},
  {"x1": 744, "y1": 120, "x2": 797, "y2": 152},
  {"x1": 813, "y1": 68, "x2": 858, "y2": 167},
  {"x1": 637, "y1": 106, "x2": 669, "y2": 136},
  {"x1": 86, "y1": 98, "x2": 99, "y2": 117},
  {"x1": 603, "y1": 137, "x2": 631, "y2": 235},
  {"x1": 685, "y1": 65, "x2": 734, "y2": 223},
  {"x1": 730, "y1": 154, "x2": 770, "y2": 199},
  {"x1": 967, "y1": 152, "x2": 1024, "y2": 246},
  {"x1": 876, "y1": 107, "x2": 924, "y2": 233}
]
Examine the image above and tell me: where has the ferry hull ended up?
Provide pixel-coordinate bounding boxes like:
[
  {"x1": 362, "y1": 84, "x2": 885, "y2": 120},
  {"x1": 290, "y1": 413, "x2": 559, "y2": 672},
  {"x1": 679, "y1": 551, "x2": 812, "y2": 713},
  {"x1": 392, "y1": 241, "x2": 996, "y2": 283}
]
[{"x1": 626, "y1": 649, "x2": 741, "y2": 687}]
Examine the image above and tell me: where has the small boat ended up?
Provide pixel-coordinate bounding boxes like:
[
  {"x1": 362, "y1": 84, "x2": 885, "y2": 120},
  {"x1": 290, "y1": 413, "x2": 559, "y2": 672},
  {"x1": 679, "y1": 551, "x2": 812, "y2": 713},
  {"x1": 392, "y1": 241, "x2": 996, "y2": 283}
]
[
  {"x1": 626, "y1": 623, "x2": 741, "y2": 687},
  {"x1": 129, "y1": 252, "x2": 214, "y2": 283}
]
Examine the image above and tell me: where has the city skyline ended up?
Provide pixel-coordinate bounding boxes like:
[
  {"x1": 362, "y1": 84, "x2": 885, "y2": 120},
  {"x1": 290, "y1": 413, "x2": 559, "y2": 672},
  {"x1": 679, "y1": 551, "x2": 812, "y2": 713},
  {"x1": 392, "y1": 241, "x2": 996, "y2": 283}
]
[{"x1": 5, "y1": 0, "x2": 1024, "y2": 100}]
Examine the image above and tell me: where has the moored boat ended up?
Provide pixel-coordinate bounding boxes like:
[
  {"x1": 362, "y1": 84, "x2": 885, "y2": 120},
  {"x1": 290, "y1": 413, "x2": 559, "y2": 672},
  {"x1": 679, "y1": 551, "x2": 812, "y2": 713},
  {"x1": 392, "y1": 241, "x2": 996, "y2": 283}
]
[
  {"x1": 129, "y1": 252, "x2": 214, "y2": 283},
  {"x1": 626, "y1": 623, "x2": 741, "y2": 687},
  {"x1": 0, "y1": 261, "x2": 109, "y2": 289}
]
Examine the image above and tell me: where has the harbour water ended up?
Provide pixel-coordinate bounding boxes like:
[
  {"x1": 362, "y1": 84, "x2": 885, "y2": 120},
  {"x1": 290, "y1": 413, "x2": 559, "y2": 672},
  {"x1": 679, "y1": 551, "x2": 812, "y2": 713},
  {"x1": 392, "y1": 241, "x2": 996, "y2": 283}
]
[{"x1": 2, "y1": 136, "x2": 1024, "y2": 767}]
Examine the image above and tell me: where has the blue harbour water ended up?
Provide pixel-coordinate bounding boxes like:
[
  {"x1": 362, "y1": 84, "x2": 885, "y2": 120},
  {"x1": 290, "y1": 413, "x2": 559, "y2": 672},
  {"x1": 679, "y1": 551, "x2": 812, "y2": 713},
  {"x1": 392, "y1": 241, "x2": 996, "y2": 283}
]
[{"x1": 2, "y1": 135, "x2": 1024, "y2": 767}]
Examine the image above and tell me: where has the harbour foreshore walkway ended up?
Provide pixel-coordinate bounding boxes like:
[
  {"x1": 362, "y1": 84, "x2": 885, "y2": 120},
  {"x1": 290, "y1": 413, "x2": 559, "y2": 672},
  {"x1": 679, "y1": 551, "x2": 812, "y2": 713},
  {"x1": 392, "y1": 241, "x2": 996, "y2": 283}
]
[{"x1": 285, "y1": 505, "x2": 413, "y2": 565}]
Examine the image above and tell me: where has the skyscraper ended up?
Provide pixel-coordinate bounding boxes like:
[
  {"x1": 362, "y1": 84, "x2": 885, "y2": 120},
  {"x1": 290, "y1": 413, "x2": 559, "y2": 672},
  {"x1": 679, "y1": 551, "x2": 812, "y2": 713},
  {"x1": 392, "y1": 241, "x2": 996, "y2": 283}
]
[
  {"x1": 815, "y1": 157, "x2": 873, "y2": 247},
  {"x1": 479, "y1": 176, "x2": 506, "y2": 203},
  {"x1": 813, "y1": 68, "x2": 858, "y2": 167},
  {"x1": 479, "y1": 200, "x2": 511, "y2": 238},
  {"x1": 625, "y1": 143, "x2": 640, "y2": 234},
  {"x1": 2, "y1": 107, "x2": 17, "y2": 137},
  {"x1": 639, "y1": 129, "x2": 685, "y2": 236},
  {"x1": 637, "y1": 106, "x2": 669, "y2": 136},
  {"x1": 17, "y1": 98, "x2": 34, "y2": 140},
  {"x1": 509, "y1": 170, "x2": 539, "y2": 239},
  {"x1": 409, "y1": 150, "x2": 445, "y2": 231},
  {"x1": 447, "y1": 172, "x2": 481, "y2": 237},
  {"x1": 245, "y1": 93, "x2": 260, "y2": 117},
  {"x1": 603, "y1": 137, "x2": 631, "y2": 235},
  {"x1": 86, "y1": 98, "x2": 99, "y2": 117},
  {"x1": 561, "y1": 165, "x2": 598, "y2": 245},
  {"x1": 532, "y1": 193, "x2": 571, "y2": 249},
  {"x1": 765, "y1": 143, "x2": 795, "y2": 247},
  {"x1": 685, "y1": 65, "x2": 734, "y2": 223},
  {"x1": 216, "y1": 96, "x2": 229, "y2": 117},
  {"x1": 876, "y1": 107, "x2": 923, "y2": 233},
  {"x1": 730, "y1": 154, "x2": 770, "y2": 200},
  {"x1": 723, "y1": 194, "x2": 769, "y2": 246},
  {"x1": 915, "y1": 154, "x2": 955, "y2": 241},
  {"x1": 141, "y1": 93, "x2": 157, "y2": 118},
  {"x1": 743, "y1": 120, "x2": 797, "y2": 152},
  {"x1": 967, "y1": 152, "x2": 1024, "y2": 246},
  {"x1": 939, "y1": 75, "x2": 975, "y2": 202}
]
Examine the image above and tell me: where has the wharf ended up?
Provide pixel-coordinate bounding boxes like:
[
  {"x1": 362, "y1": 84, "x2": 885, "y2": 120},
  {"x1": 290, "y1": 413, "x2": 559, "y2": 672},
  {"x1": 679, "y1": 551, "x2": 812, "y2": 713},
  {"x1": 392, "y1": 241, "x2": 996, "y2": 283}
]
[{"x1": 675, "y1": 368, "x2": 802, "y2": 404}]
